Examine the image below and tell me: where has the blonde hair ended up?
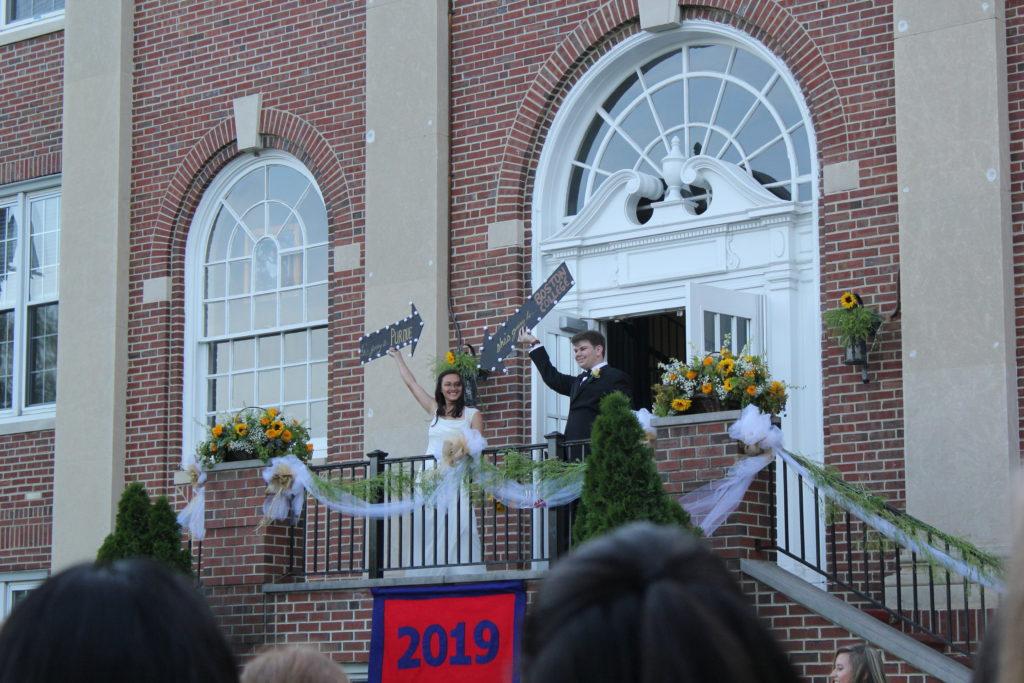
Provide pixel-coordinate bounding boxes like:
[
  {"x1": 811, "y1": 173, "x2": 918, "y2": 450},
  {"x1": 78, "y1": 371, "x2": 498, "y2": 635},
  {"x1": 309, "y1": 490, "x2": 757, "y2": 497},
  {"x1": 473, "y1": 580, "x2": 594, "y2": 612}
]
[{"x1": 241, "y1": 647, "x2": 349, "y2": 683}]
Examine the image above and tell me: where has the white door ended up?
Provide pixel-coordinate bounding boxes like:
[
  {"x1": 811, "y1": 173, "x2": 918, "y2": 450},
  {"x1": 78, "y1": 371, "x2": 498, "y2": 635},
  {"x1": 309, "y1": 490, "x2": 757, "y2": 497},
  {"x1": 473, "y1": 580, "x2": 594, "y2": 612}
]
[{"x1": 687, "y1": 283, "x2": 764, "y2": 356}]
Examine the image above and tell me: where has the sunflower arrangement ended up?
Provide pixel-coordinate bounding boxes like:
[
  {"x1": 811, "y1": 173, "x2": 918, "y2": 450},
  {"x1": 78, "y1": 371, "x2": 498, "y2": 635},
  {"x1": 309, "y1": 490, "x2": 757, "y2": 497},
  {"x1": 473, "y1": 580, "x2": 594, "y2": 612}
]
[
  {"x1": 653, "y1": 346, "x2": 790, "y2": 417},
  {"x1": 197, "y1": 406, "x2": 315, "y2": 469},
  {"x1": 822, "y1": 291, "x2": 882, "y2": 347},
  {"x1": 431, "y1": 348, "x2": 480, "y2": 380}
]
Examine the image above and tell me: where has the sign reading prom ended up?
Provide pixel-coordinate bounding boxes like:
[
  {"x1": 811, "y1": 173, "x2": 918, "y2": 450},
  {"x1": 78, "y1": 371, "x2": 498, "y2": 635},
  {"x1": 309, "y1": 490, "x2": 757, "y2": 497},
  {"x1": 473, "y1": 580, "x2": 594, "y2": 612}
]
[
  {"x1": 368, "y1": 581, "x2": 525, "y2": 683},
  {"x1": 478, "y1": 262, "x2": 574, "y2": 373},
  {"x1": 359, "y1": 303, "x2": 425, "y2": 364}
]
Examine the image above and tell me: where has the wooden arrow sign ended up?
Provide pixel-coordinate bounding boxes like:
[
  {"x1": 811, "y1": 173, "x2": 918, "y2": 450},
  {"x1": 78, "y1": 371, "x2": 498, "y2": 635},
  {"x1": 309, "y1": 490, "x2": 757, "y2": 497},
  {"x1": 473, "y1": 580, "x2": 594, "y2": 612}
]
[
  {"x1": 359, "y1": 303, "x2": 425, "y2": 364},
  {"x1": 479, "y1": 262, "x2": 574, "y2": 374}
]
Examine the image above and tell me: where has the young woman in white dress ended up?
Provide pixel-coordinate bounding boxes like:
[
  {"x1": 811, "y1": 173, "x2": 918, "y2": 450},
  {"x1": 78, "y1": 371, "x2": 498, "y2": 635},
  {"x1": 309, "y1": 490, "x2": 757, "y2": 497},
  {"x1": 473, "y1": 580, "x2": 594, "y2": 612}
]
[{"x1": 388, "y1": 348, "x2": 483, "y2": 573}]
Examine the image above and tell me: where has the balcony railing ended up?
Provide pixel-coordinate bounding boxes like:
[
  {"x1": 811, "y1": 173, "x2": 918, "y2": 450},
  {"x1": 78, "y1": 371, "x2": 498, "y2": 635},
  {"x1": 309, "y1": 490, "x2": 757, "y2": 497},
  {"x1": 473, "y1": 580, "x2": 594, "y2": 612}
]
[{"x1": 291, "y1": 434, "x2": 588, "y2": 579}]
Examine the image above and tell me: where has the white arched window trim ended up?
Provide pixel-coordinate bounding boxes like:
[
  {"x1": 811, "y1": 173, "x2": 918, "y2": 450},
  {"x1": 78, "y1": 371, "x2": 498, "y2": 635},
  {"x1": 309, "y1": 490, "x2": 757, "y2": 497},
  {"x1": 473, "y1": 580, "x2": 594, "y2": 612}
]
[
  {"x1": 183, "y1": 151, "x2": 329, "y2": 462},
  {"x1": 531, "y1": 20, "x2": 824, "y2": 581}
]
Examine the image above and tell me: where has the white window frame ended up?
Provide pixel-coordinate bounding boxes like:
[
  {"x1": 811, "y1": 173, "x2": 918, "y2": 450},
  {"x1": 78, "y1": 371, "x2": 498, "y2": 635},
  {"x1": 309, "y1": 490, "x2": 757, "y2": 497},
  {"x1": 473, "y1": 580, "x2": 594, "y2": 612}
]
[
  {"x1": 183, "y1": 152, "x2": 329, "y2": 461},
  {"x1": 0, "y1": 0, "x2": 63, "y2": 35},
  {"x1": 0, "y1": 176, "x2": 60, "y2": 426},
  {"x1": 0, "y1": 570, "x2": 46, "y2": 620}
]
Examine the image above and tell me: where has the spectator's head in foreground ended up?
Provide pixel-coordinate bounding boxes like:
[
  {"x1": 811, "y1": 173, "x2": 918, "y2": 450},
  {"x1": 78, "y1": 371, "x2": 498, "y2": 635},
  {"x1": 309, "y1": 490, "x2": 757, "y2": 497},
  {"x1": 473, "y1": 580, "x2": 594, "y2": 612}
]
[
  {"x1": 0, "y1": 558, "x2": 237, "y2": 683},
  {"x1": 242, "y1": 646, "x2": 350, "y2": 683},
  {"x1": 522, "y1": 521, "x2": 800, "y2": 683}
]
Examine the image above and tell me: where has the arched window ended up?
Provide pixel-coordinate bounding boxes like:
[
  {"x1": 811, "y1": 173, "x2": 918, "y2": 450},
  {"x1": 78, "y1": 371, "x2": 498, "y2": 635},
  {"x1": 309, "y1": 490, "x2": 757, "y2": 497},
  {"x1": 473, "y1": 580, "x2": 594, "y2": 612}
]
[
  {"x1": 561, "y1": 30, "x2": 812, "y2": 220},
  {"x1": 185, "y1": 153, "x2": 328, "y2": 452}
]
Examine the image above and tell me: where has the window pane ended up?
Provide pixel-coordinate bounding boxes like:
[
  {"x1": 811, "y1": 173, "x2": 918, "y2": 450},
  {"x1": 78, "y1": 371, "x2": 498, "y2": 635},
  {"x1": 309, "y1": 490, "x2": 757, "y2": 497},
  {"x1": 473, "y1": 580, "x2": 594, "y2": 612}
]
[
  {"x1": 258, "y1": 335, "x2": 280, "y2": 367},
  {"x1": 0, "y1": 310, "x2": 12, "y2": 410},
  {"x1": 0, "y1": 207, "x2": 17, "y2": 308},
  {"x1": 283, "y1": 331, "x2": 306, "y2": 364},
  {"x1": 227, "y1": 297, "x2": 251, "y2": 334},
  {"x1": 309, "y1": 400, "x2": 326, "y2": 439},
  {"x1": 206, "y1": 208, "x2": 234, "y2": 262},
  {"x1": 225, "y1": 168, "x2": 265, "y2": 217},
  {"x1": 306, "y1": 245, "x2": 327, "y2": 284},
  {"x1": 228, "y1": 260, "x2": 251, "y2": 296},
  {"x1": 8, "y1": 0, "x2": 64, "y2": 22},
  {"x1": 253, "y1": 293, "x2": 277, "y2": 329},
  {"x1": 205, "y1": 262, "x2": 226, "y2": 299},
  {"x1": 279, "y1": 289, "x2": 302, "y2": 325},
  {"x1": 242, "y1": 205, "x2": 266, "y2": 237},
  {"x1": 253, "y1": 238, "x2": 278, "y2": 292},
  {"x1": 730, "y1": 48, "x2": 773, "y2": 91},
  {"x1": 258, "y1": 369, "x2": 280, "y2": 405},
  {"x1": 232, "y1": 338, "x2": 254, "y2": 370},
  {"x1": 205, "y1": 301, "x2": 225, "y2": 337},
  {"x1": 297, "y1": 190, "x2": 328, "y2": 244},
  {"x1": 26, "y1": 303, "x2": 58, "y2": 405},
  {"x1": 310, "y1": 361, "x2": 327, "y2": 399},
  {"x1": 209, "y1": 341, "x2": 228, "y2": 374},
  {"x1": 229, "y1": 228, "x2": 253, "y2": 260},
  {"x1": 703, "y1": 310, "x2": 715, "y2": 354},
  {"x1": 688, "y1": 44, "x2": 730, "y2": 74},
  {"x1": 268, "y1": 166, "x2": 309, "y2": 207},
  {"x1": 283, "y1": 366, "x2": 306, "y2": 403},
  {"x1": 306, "y1": 284, "x2": 327, "y2": 321},
  {"x1": 28, "y1": 196, "x2": 59, "y2": 302},
  {"x1": 310, "y1": 327, "x2": 327, "y2": 361},
  {"x1": 231, "y1": 372, "x2": 254, "y2": 409},
  {"x1": 280, "y1": 252, "x2": 302, "y2": 288}
]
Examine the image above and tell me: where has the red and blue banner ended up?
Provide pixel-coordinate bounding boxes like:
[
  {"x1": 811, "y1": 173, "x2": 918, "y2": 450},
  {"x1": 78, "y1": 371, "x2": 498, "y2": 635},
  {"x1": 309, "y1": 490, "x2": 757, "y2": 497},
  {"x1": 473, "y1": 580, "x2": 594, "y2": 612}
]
[{"x1": 368, "y1": 581, "x2": 525, "y2": 683}]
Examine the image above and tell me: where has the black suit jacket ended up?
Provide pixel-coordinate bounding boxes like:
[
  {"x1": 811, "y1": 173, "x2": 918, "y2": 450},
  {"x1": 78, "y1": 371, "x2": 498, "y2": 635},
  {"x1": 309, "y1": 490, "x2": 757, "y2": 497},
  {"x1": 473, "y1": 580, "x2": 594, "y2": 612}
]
[{"x1": 529, "y1": 346, "x2": 632, "y2": 442}]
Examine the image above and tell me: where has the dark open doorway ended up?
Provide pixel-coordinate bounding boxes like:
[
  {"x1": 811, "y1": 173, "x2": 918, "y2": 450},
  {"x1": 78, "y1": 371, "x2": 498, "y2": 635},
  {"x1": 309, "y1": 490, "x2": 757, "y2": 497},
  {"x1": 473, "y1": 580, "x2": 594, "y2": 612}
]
[{"x1": 605, "y1": 311, "x2": 687, "y2": 410}]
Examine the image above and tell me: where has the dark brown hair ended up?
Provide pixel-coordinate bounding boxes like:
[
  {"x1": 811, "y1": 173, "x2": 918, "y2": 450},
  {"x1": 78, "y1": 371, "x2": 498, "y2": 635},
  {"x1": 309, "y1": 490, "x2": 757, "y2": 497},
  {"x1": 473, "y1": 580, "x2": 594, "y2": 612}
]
[
  {"x1": 522, "y1": 522, "x2": 799, "y2": 683},
  {"x1": 569, "y1": 330, "x2": 605, "y2": 351},
  {"x1": 431, "y1": 370, "x2": 465, "y2": 425}
]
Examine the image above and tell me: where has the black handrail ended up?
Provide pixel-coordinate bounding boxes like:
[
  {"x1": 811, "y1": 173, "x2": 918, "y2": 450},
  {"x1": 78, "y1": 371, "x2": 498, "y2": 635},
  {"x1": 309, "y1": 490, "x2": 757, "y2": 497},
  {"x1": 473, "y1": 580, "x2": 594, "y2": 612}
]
[{"x1": 765, "y1": 459, "x2": 996, "y2": 660}]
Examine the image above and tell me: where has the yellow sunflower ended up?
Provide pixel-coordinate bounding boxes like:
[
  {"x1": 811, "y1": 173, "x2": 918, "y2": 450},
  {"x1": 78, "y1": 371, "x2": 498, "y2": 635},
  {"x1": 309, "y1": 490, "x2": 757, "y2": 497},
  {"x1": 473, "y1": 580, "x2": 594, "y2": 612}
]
[
  {"x1": 723, "y1": 378, "x2": 735, "y2": 392},
  {"x1": 211, "y1": 424, "x2": 224, "y2": 438},
  {"x1": 717, "y1": 358, "x2": 735, "y2": 375},
  {"x1": 671, "y1": 397, "x2": 692, "y2": 412},
  {"x1": 234, "y1": 423, "x2": 248, "y2": 437},
  {"x1": 446, "y1": 351, "x2": 456, "y2": 365},
  {"x1": 839, "y1": 292, "x2": 858, "y2": 309},
  {"x1": 768, "y1": 380, "x2": 785, "y2": 395}
]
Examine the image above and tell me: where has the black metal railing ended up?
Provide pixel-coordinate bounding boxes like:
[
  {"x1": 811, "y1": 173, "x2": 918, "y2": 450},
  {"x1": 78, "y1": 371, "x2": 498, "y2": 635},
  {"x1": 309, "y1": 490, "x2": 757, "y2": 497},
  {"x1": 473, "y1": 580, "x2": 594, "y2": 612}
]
[
  {"x1": 764, "y1": 458, "x2": 998, "y2": 659},
  {"x1": 294, "y1": 433, "x2": 583, "y2": 579}
]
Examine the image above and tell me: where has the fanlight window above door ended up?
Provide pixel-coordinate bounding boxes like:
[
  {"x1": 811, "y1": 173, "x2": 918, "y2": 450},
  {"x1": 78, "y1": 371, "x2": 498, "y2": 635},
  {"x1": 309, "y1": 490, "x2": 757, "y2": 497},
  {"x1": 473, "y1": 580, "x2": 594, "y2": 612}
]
[{"x1": 565, "y1": 41, "x2": 812, "y2": 219}]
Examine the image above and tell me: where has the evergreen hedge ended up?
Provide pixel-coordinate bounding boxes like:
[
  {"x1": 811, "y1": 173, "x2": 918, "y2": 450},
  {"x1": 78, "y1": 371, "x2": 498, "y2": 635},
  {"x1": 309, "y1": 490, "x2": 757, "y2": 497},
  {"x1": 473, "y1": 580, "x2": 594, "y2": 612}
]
[
  {"x1": 572, "y1": 392, "x2": 694, "y2": 545},
  {"x1": 97, "y1": 482, "x2": 191, "y2": 574}
]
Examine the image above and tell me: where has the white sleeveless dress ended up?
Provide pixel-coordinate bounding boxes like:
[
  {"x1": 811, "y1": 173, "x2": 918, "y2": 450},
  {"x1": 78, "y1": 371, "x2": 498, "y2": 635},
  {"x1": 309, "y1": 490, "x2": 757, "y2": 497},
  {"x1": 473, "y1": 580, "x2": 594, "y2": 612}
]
[{"x1": 409, "y1": 407, "x2": 482, "y2": 574}]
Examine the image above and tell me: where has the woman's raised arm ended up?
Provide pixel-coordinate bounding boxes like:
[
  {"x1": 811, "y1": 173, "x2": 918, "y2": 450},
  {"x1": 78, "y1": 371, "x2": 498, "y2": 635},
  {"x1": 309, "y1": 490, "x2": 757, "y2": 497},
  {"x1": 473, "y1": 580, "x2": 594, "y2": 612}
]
[{"x1": 387, "y1": 348, "x2": 435, "y2": 414}]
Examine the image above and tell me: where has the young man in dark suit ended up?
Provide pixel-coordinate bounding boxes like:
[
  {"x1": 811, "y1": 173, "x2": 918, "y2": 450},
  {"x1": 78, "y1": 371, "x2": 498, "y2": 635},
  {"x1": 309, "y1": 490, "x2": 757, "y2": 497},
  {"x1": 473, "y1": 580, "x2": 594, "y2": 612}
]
[{"x1": 517, "y1": 328, "x2": 632, "y2": 447}]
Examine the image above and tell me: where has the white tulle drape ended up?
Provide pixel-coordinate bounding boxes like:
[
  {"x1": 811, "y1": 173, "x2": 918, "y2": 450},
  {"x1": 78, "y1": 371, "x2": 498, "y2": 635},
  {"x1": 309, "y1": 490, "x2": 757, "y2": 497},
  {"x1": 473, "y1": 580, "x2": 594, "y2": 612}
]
[{"x1": 684, "y1": 405, "x2": 1004, "y2": 592}]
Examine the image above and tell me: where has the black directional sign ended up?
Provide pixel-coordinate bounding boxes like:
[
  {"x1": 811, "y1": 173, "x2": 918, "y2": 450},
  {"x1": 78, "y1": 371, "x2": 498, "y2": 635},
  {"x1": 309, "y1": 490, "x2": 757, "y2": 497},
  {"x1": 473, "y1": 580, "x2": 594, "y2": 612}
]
[
  {"x1": 359, "y1": 303, "x2": 425, "y2": 364},
  {"x1": 479, "y1": 262, "x2": 574, "y2": 374}
]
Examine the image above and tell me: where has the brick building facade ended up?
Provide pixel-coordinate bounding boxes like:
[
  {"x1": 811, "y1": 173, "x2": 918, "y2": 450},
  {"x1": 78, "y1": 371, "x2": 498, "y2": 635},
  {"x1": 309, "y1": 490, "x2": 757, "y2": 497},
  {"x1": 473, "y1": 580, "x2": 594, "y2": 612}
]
[{"x1": 0, "y1": 0, "x2": 1017, "y2": 680}]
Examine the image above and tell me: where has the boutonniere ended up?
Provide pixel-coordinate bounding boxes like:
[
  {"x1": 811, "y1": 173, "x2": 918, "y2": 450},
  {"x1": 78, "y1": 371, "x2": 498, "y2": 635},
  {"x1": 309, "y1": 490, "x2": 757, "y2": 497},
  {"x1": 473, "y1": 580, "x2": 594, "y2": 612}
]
[{"x1": 590, "y1": 367, "x2": 602, "y2": 379}]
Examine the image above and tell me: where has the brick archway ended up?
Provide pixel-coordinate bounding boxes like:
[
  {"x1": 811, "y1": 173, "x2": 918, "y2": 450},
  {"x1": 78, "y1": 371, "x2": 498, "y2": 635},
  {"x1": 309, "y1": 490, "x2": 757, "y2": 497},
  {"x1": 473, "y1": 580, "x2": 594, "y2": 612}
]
[
  {"x1": 491, "y1": 0, "x2": 850, "y2": 224},
  {"x1": 127, "y1": 108, "x2": 357, "y2": 483}
]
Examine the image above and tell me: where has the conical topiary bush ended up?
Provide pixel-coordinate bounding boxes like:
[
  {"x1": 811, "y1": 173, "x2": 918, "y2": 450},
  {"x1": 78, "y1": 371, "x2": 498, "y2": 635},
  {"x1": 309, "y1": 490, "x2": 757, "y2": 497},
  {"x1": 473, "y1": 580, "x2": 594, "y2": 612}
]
[
  {"x1": 97, "y1": 482, "x2": 191, "y2": 574},
  {"x1": 572, "y1": 392, "x2": 694, "y2": 545}
]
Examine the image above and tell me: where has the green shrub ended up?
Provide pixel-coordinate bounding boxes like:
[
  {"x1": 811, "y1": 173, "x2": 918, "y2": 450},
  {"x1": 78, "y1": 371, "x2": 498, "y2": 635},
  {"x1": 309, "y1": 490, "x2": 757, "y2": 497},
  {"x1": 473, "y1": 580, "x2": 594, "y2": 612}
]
[
  {"x1": 572, "y1": 392, "x2": 694, "y2": 545},
  {"x1": 97, "y1": 482, "x2": 191, "y2": 574}
]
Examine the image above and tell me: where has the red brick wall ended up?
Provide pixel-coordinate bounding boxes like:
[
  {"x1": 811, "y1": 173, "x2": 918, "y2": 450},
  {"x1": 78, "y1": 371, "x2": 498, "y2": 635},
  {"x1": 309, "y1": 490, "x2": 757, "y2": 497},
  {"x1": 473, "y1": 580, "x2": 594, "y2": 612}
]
[
  {"x1": 128, "y1": 0, "x2": 368, "y2": 495},
  {"x1": 1006, "y1": 1, "x2": 1024, "y2": 463},
  {"x1": 0, "y1": 31, "x2": 62, "y2": 185},
  {"x1": 0, "y1": 430, "x2": 54, "y2": 572},
  {"x1": 0, "y1": 29, "x2": 63, "y2": 572},
  {"x1": 446, "y1": 0, "x2": 906, "y2": 504}
]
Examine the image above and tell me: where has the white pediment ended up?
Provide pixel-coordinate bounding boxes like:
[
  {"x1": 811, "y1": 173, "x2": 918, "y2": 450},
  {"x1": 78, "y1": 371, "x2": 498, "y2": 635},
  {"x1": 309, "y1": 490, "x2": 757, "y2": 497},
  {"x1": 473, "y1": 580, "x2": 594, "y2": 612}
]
[{"x1": 541, "y1": 148, "x2": 794, "y2": 254}]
